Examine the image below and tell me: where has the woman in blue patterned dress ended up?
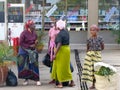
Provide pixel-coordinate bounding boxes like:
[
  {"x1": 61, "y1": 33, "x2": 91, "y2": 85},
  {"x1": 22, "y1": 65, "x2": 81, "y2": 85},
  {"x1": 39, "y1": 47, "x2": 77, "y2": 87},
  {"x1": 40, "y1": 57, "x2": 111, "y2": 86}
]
[{"x1": 17, "y1": 20, "x2": 41, "y2": 86}]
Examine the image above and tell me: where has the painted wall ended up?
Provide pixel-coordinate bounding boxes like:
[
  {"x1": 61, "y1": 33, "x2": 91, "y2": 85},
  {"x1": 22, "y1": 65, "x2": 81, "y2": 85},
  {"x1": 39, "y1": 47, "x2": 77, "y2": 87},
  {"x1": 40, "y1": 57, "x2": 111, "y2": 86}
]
[{"x1": 44, "y1": 31, "x2": 117, "y2": 44}]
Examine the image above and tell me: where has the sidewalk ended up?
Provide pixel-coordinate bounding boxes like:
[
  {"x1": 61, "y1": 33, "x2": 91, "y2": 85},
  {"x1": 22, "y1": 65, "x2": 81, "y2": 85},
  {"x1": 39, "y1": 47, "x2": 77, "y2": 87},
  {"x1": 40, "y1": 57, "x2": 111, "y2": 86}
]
[
  {"x1": 0, "y1": 49, "x2": 120, "y2": 90},
  {"x1": 0, "y1": 52, "x2": 80, "y2": 90}
]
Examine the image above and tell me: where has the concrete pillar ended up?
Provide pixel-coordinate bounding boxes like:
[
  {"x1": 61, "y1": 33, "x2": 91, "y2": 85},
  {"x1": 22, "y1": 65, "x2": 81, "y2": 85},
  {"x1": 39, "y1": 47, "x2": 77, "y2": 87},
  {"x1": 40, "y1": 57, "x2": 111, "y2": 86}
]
[{"x1": 88, "y1": 0, "x2": 99, "y2": 38}]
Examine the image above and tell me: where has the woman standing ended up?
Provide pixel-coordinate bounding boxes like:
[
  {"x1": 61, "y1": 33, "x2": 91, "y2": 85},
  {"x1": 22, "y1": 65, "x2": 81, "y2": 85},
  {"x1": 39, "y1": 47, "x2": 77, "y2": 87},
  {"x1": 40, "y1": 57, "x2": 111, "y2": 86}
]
[
  {"x1": 51, "y1": 20, "x2": 75, "y2": 88},
  {"x1": 48, "y1": 22, "x2": 60, "y2": 61},
  {"x1": 7, "y1": 28, "x2": 12, "y2": 46},
  {"x1": 81, "y1": 24, "x2": 104, "y2": 89},
  {"x1": 48, "y1": 22, "x2": 60, "y2": 84},
  {"x1": 18, "y1": 20, "x2": 41, "y2": 86}
]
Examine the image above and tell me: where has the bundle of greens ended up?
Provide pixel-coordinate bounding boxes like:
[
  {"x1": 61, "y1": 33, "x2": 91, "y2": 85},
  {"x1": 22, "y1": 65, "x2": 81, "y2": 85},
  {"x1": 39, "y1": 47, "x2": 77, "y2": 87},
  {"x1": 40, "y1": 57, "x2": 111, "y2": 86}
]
[{"x1": 94, "y1": 62, "x2": 117, "y2": 81}]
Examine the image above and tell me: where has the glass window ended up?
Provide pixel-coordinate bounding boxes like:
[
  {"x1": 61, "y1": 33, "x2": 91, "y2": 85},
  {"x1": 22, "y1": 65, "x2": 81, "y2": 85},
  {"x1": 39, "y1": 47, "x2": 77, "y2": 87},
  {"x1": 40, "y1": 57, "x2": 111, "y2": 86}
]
[
  {"x1": 7, "y1": 0, "x2": 21, "y2": 3},
  {"x1": 8, "y1": 7, "x2": 23, "y2": 23},
  {"x1": 47, "y1": 0, "x2": 88, "y2": 31},
  {"x1": 0, "y1": 2, "x2": 4, "y2": 22},
  {"x1": 98, "y1": 0, "x2": 119, "y2": 30},
  {"x1": 27, "y1": 0, "x2": 88, "y2": 31},
  {"x1": 66, "y1": 0, "x2": 88, "y2": 31}
]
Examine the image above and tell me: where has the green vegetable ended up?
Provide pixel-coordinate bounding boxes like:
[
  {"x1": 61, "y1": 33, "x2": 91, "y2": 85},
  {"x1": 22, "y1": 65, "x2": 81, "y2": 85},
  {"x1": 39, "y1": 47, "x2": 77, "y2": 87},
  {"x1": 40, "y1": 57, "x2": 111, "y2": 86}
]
[{"x1": 95, "y1": 66, "x2": 115, "y2": 81}]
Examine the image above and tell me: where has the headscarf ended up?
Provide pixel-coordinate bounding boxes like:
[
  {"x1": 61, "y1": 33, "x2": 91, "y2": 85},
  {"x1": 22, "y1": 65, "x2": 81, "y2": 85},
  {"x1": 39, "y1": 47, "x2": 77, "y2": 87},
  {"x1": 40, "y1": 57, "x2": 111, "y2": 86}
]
[
  {"x1": 56, "y1": 19, "x2": 66, "y2": 30},
  {"x1": 90, "y1": 24, "x2": 99, "y2": 31},
  {"x1": 25, "y1": 20, "x2": 35, "y2": 30}
]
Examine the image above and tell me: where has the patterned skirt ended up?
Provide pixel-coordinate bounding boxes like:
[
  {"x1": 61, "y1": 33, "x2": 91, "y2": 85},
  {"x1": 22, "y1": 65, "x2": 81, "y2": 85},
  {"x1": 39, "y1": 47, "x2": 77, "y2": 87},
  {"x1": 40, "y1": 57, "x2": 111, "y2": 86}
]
[
  {"x1": 51, "y1": 45, "x2": 72, "y2": 82},
  {"x1": 17, "y1": 48, "x2": 40, "y2": 81},
  {"x1": 81, "y1": 51, "x2": 102, "y2": 83}
]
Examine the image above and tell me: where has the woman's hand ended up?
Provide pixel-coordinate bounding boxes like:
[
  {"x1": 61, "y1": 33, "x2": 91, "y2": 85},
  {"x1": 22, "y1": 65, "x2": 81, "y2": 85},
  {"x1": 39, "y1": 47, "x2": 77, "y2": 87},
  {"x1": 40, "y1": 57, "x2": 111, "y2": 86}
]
[
  {"x1": 52, "y1": 54, "x2": 56, "y2": 60},
  {"x1": 52, "y1": 43, "x2": 61, "y2": 60},
  {"x1": 35, "y1": 40, "x2": 38, "y2": 45},
  {"x1": 30, "y1": 44, "x2": 35, "y2": 48}
]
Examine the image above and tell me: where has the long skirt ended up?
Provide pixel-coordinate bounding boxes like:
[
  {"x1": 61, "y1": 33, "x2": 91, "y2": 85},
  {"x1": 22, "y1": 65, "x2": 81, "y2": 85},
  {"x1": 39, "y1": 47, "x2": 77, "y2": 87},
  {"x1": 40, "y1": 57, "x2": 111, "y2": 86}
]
[
  {"x1": 17, "y1": 50, "x2": 40, "y2": 81},
  {"x1": 81, "y1": 51, "x2": 101, "y2": 83},
  {"x1": 51, "y1": 45, "x2": 72, "y2": 82}
]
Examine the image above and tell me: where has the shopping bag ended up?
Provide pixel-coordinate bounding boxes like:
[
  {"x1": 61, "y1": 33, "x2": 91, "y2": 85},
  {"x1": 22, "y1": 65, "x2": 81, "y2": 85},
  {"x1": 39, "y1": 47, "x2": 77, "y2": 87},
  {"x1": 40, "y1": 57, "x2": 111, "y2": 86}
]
[
  {"x1": 42, "y1": 53, "x2": 51, "y2": 67},
  {"x1": 95, "y1": 74, "x2": 118, "y2": 90}
]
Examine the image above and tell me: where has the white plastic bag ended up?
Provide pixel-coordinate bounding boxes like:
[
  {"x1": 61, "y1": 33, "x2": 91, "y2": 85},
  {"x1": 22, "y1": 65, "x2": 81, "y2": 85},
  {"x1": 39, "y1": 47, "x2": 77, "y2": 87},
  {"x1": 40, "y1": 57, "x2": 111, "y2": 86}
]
[{"x1": 95, "y1": 74, "x2": 118, "y2": 90}]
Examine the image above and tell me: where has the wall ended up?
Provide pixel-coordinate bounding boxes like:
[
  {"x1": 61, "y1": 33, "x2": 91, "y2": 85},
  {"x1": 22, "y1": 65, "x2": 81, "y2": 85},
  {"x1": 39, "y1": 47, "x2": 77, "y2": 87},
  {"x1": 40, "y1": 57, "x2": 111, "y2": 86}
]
[
  {"x1": 44, "y1": 31, "x2": 117, "y2": 44},
  {"x1": 43, "y1": 30, "x2": 118, "y2": 50},
  {"x1": 69, "y1": 31, "x2": 117, "y2": 44}
]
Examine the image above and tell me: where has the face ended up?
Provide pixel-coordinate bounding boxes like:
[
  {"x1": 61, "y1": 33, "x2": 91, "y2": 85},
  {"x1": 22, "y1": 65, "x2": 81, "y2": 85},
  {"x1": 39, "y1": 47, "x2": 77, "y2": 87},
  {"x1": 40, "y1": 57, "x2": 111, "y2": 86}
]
[
  {"x1": 54, "y1": 24, "x2": 58, "y2": 30},
  {"x1": 29, "y1": 24, "x2": 35, "y2": 31},
  {"x1": 90, "y1": 27, "x2": 97, "y2": 36}
]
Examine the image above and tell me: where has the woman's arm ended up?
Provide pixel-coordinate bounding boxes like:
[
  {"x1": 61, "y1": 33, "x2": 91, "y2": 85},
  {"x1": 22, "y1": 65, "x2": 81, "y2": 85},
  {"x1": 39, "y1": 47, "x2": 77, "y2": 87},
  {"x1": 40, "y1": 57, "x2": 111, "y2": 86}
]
[
  {"x1": 86, "y1": 43, "x2": 89, "y2": 52},
  {"x1": 101, "y1": 42, "x2": 104, "y2": 50},
  {"x1": 19, "y1": 33, "x2": 28, "y2": 48},
  {"x1": 53, "y1": 42, "x2": 61, "y2": 60},
  {"x1": 86, "y1": 39, "x2": 89, "y2": 52},
  {"x1": 100, "y1": 37, "x2": 104, "y2": 51},
  {"x1": 48, "y1": 37, "x2": 50, "y2": 48},
  {"x1": 54, "y1": 43, "x2": 61, "y2": 55}
]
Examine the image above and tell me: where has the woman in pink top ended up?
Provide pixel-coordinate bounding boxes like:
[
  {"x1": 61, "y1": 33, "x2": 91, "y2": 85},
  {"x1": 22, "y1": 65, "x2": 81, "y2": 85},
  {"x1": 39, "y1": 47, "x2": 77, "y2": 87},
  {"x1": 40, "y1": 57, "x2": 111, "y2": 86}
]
[
  {"x1": 48, "y1": 23, "x2": 60, "y2": 61},
  {"x1": 48, "y1": 23, "x2": 59, "y2": 84}
]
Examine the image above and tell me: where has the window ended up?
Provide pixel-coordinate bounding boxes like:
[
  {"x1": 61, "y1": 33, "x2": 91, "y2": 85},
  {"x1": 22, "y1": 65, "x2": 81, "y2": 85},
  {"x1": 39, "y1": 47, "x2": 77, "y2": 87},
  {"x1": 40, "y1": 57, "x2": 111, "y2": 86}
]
[
  {"x1": 8, "y1": 7, "x2": 23, "y2": 23},
  {"x1": 0, "y1": 2, "x2": 4, "y2": 22},
  {"x1": 98, "y1": 0, "x2": 119, "y2": 30},
  {"x1": 47, "y1": 0, "x2": 88, "y2": 31}
]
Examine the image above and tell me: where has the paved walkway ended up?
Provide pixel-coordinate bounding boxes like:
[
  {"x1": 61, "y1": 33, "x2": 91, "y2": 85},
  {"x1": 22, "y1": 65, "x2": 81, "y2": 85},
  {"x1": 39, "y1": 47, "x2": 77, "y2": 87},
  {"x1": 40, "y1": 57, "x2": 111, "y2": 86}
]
[
  {"x1": 0, "y1": 49, "x2": 120, "y2": 90},
  {"x1": 0, "y1": 52, "x2": 80, "y2": 90}
]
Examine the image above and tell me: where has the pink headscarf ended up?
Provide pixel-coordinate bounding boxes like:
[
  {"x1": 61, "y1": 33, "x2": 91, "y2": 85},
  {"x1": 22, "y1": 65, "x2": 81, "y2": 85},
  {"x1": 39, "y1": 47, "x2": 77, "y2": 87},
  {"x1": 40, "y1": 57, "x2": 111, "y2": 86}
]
[
  {"x1": 90, "y1": 24, "x2": 99, "y2": 31},
  {"x1": 56, "y1": 19, "x2": 66, "y2": 30}
]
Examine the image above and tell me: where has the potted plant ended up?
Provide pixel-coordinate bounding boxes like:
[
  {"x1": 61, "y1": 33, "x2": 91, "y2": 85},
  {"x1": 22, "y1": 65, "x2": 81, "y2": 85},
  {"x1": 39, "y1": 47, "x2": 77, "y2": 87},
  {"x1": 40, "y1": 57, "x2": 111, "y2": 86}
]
[
  {"x1": 94, "y1": 62, "x2": 118, "y2": 90},
  {"x1": 35, "y1": 30, "x2": 46, "y2": 53},
  {"x1": 0, "y1": 41, "x2": 16, "y2": 85}
]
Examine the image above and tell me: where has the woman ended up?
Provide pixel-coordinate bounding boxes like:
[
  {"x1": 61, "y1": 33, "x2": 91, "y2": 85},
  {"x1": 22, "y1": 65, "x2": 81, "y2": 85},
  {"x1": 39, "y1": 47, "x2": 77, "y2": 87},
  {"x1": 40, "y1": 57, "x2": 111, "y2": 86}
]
[
  {"x1": 48, "y1": 22, "x2": 60, "y2": 61},
  {"x1": 51, "y1": 20, "x2": 75, "y2": 88},
  {"x1": 8, "y1": 28, "x2": 12, "y2": 46},
  {"x1": 18, "y1": 20, "x2": 41, "y2": 86},
  {"x1": 81, "y1": 24, "x2": 104, "y2": 89},
  {"x1": 48, "y1": 22, "x2": 60, "y2": 84}
]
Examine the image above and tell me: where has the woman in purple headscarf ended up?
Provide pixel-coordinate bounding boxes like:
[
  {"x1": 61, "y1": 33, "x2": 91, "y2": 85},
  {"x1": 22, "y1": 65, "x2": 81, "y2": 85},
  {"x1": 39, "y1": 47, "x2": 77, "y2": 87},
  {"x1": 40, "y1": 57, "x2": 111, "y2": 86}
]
[{"x1": 17, "y1": 20, "x2": 41, "y2": 86}]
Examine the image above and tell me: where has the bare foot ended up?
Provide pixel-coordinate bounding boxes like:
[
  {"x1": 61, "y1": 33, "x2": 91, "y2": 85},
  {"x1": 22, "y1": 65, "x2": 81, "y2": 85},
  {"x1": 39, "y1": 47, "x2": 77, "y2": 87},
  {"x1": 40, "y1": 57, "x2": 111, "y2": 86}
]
[
  {"x1": 89, "y1": 86, "x2": 95, "y2": 89},
  {"x1": 56, "y1": 84, "x2": 63, "y2": 88},
  {"x1": 69, "y1": 81, "x2": 75, "y2": 87},
  {"x1": 49, "y1": 80, "x2": 55, "y2": 84}
]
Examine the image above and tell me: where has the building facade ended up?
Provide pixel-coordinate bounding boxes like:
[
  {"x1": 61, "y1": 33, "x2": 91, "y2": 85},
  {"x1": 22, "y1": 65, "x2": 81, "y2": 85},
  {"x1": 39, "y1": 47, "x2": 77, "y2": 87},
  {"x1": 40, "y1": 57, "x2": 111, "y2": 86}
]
[{"x1": 7, "y1": 0, "x2": 120, "y2": 44}]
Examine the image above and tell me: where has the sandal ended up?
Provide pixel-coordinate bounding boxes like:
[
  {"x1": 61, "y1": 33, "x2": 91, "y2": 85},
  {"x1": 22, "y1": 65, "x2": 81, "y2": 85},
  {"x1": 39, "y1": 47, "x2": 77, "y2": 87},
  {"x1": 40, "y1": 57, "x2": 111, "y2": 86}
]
[
  {"x1": 69, "y1": 82, "x2": 75, "y2": 87},
  {"x1": 49, "y1": 80, "x2": 55, "y2": 84},
  {"x1": 56, "y1": 84, "x2": 63, "y2": 88},
  {"x1": 89, "y1": 86, "x2": 95, "y2": 89}
]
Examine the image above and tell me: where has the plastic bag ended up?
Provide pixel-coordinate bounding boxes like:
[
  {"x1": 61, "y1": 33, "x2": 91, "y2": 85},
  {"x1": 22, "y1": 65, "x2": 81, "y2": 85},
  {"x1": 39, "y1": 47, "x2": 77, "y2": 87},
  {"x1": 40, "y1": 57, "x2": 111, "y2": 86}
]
[
  {"x1": 6, "y1": 70, "x2": 18, "y2": 86},
  {"x1": 95, "y1": 74, "x2": 118, "y2": 90},
  {"x1": 42, "y1": 53, "x2": 51, "y2": 67}
]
